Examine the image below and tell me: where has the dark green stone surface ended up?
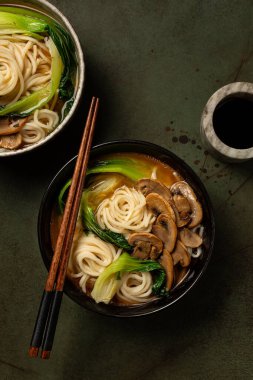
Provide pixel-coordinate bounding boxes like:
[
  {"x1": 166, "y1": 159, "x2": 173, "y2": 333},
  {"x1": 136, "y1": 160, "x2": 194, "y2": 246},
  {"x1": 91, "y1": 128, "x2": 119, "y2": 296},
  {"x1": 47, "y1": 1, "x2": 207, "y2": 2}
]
[{"x1": 0, "y1": 1, "x2": 253, "y2": 379}]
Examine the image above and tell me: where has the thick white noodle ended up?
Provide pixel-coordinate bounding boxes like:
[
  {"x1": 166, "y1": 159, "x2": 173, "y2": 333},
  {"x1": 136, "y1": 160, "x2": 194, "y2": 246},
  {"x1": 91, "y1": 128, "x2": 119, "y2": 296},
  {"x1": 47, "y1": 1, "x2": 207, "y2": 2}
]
[
  {"x1": 96, "y1": 185, "x2": 156, "y2": 237},
  {"x1": 0, "y1": 34, "x2": 51, "y2": 105},
  {"x1": 187, "y1": 224, "x2": 204, "y2": 258},
  {"x1": 21, "y1": 109, "x2": 59, "y2": 144},
  {"x1": 0, "y1": 34, "x2": 60, "y2": 148},
  {"x1": 117, "y1": 272, "x2": 153, "y2": 304},
  {"x1": 68, "y1": 232, "x2": 122, "y2": 293}
]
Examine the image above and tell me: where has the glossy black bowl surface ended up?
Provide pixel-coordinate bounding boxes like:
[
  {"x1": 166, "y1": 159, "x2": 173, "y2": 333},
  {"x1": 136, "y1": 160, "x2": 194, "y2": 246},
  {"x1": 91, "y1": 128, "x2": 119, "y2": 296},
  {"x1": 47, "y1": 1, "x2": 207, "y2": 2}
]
[{"x1": 38, "y1": 140, "x2": 215, "y2": 317}]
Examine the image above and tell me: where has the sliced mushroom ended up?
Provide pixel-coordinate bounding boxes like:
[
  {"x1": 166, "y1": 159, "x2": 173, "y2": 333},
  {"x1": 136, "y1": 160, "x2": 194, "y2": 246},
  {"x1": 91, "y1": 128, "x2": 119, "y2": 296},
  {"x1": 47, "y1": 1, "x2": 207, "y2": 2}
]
[
  {"x1": 170, "y1": 181, "x2": 203, "y2": 228},
  {"x1": 152, "y1": 213, "x2": 177, "y2": 253},
  {"x1": 0, "y1": 133, "x2": 22, "y2": 150},
  {"x1": 146, "y1": 192, "x2": 175, "y2": 221},
  {"x1": 136, "y1": 179, "x2": 172, "y2": 203},
  {"x1": 160, "y1": 249, "x2": 174, "y2": 291},
  {"x1": 179, "y1": 227, "x2": 203, "y2": 248},
  {"x1": 132, "y1": 241, "x2": 152, "y2": 259},
  {"x1": 173, "y1": 194, "x2": 191, "y2": 213},
  {"x1": 128, "y1": 232, "x2": 163, "y2": 260},
  {"x1": 171, "y1": 240, "x2": 191, "y2": 267},
  {"x1": 0, "y1": 117, "x2": 27, "y2": 135},
  {"x1": 150, "y1": 244, "x2": 161, "y2": 260},
  {"x1": 171, "y1": 203, "x2": 191, "y2": 228}
]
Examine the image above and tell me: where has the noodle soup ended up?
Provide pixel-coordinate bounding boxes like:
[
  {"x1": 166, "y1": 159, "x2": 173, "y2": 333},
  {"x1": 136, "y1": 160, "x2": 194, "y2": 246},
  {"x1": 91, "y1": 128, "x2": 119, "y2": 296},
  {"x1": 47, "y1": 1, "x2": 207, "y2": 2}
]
[
  {"x1": 0, "y1": 4, "x2": 81, "y2": 153},
  {"x1": 50, "y1": 152, "x2": 206, "y2": 306}
]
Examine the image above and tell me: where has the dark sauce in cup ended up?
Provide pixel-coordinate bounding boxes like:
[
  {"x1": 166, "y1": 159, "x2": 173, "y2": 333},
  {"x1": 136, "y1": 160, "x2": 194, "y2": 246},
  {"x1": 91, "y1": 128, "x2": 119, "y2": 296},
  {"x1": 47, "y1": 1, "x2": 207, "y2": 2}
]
[{"x1": 212, "y1": 96, "x2": 253, "y2": 149}]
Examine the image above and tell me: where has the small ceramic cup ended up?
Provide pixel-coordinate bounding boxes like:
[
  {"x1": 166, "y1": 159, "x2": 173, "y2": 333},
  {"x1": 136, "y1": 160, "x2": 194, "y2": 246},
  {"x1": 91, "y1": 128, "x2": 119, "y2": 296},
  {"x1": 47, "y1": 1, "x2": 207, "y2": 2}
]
[{"x1": 200, "y1": 82, "x2": 253, "y2": 162}]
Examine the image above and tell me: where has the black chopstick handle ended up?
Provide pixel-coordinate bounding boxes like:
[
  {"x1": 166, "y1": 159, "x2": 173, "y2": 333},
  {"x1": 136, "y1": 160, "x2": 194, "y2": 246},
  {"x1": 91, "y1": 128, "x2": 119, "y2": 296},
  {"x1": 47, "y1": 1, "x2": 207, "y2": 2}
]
[
  {"x1": 41, "y1": 290, "x2": 63, "y2": 359},
  {"x1": 29, "y1": 290, "x2": 53, "y2": 357}
]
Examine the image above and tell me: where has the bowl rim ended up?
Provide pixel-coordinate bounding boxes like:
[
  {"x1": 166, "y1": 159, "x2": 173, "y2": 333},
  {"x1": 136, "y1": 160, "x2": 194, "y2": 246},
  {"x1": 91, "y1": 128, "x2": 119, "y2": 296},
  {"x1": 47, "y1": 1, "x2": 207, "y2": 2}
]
[
  {"x1": 38, "y1": 139, "x2": 215, "y2": 317},
  {"x1": 0, "y1": 0, "x2": 85, "y2": 157}
]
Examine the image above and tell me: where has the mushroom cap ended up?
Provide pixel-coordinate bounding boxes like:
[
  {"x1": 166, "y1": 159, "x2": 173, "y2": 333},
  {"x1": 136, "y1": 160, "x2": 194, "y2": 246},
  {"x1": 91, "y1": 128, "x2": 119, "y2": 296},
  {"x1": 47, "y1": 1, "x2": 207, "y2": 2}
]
[
  {"x1": 160, "y1": 249, "x2": 174, "y2": 291},
  {"x1": 170, "y1": 181, "x2": 203, "y2": 228},
  {"x1": 128, "y1": 232, "x2": 163, "y2": 260},
  {"x1": 171, "y1": 240, "x2": 191, "y2": 267},
  {"x1": 128, "y1": 232, "x2": 163, "y2": 249},
  {"x1": 152, "y1": 213, "x2": 177, "y2": 253},
  {"x1": 136, "y1": 179, "x2": 172, "y2": 202},
  {"x1": 146, "y1": 192, "x2": 175, "y2": 221},
  {"x1": 0, "y1": 133, "x2": 22, "y2": 150},
  {"x1": 0, "y1": 117, "x2": 27, "y2": 136},
  {"x1": 179, "y1": 228, "x2": 203, "y2": 248}
]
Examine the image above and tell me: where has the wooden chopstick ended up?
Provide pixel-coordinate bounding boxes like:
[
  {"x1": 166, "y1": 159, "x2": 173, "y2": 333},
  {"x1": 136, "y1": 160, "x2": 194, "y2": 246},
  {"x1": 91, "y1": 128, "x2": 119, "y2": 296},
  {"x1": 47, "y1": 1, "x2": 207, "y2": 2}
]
[
  {"x1": 29, "y1": 97, "x2": 99, "y2": 359},
  {"x1": 40, "y1": 99, "x2": 99, "y2": 359}
]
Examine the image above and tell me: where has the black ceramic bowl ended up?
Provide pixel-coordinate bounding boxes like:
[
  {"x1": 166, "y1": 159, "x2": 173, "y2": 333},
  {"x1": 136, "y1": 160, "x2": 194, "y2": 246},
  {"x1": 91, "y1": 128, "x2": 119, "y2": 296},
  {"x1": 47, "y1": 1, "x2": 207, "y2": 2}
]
[{"x1": 38, "y1": 140, "x2": 215, "y2": 317}]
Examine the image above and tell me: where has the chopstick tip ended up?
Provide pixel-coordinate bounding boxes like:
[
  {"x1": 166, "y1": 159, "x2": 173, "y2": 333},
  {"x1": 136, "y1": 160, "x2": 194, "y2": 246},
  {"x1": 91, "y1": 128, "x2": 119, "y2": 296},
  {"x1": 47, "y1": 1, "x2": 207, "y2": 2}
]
[
  {"x1": 41, "y1": 350, "x2": 51, "y2": 360},
  {"x1": 28, "y1": 346, "x2": 39, "y2": 358}
]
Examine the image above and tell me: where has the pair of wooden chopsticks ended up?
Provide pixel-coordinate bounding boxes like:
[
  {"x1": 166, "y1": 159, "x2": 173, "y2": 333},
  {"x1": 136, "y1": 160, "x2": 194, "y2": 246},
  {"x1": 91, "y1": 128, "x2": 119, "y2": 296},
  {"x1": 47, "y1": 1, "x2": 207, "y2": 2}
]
[{"x1": 29, "y1": 97, "x2": 99, "y2": 359}]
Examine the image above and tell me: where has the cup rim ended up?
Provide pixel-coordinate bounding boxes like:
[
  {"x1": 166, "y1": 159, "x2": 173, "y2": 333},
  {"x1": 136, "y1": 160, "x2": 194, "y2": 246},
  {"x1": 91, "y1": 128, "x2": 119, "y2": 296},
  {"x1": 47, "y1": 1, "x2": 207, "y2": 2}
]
[{"x1": 201, "y1": 82, "x2": 253, "y2": 161}]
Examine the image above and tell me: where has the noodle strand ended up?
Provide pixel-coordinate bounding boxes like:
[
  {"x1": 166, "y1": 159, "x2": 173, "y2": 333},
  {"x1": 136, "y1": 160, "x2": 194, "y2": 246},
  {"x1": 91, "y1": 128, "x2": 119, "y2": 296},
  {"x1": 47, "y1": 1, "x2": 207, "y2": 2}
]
[{"x1": 0, "y1": 34, "x2": 59, "y2": 149}]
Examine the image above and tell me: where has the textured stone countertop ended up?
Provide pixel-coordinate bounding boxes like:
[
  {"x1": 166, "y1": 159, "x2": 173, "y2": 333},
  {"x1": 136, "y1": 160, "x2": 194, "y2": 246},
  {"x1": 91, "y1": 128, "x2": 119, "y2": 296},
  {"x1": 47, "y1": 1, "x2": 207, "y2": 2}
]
[{"x1": 0, "y1": 1, "x2": 253, "y2": 379}]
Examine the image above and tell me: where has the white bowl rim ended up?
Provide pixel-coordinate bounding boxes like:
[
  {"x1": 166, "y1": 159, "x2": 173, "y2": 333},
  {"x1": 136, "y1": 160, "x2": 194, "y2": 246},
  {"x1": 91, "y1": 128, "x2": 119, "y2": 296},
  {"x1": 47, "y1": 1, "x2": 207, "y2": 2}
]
[
  {"x1": 0, "y1": 0, "x2": 85, "y2": 157},
  {"x1": 200, "y1": 82, "x2": 253, "y2": 161}
]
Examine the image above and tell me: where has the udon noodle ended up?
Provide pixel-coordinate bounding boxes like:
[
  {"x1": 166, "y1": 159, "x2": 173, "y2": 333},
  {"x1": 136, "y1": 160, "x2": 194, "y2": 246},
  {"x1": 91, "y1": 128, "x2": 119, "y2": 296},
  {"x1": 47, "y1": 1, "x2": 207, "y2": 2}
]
[
  {"x1": 96, "y1": 185, "x2": 156, "y2": 236},
  {"x1": 21, "y1": 108, "x2": 59, "y2": 144},
  {"x1": 0, "y1": 34, "x2": 51, "y2": 104},
  {"x1": 69, "y1": 232, "x2": 122, "y2": 293},
  {"x1": 0, "y1": 34, "x2": 59, "y2": 148},
  {"x1": 116, "y1": 272, "x2": 153, "y2": 304}
]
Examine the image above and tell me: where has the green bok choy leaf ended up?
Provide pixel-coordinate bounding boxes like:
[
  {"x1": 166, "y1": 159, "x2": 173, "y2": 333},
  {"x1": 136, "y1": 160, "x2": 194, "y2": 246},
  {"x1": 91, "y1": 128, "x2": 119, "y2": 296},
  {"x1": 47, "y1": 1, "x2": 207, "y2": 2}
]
[
  {"x1": 91, "y1": 252, "x2": 166, "y2": 304},
  {"x1": 86, "y1": 157, "x2": 152, "y2": 181},
  {"x1": 0, "y1": 8, "x2": 77, "y2": 117},
  {"x1": 0, "y1": 37, "x2": 63, "y2": 117}
]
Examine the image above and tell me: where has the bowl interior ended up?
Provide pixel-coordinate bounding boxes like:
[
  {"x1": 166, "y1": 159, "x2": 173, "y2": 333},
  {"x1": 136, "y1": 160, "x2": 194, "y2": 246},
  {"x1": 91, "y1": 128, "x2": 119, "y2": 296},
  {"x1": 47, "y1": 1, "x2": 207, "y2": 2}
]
[
  {"x1": 0, "y1": 0, "x2": 85, "y2": 157},
  {"x1": 38, "y1": 140, "x2": 215, "y2": 317}
]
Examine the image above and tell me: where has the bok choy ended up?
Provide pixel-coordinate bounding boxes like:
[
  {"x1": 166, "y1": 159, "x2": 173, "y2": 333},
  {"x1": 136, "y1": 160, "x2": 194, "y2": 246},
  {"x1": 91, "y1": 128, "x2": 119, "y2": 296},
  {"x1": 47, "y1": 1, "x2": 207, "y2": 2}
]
[
  {"x1": 0, "y1": 7, "x2": 77, "y2": 117},
  {"x1": 91, "y1": 252, "x2": 166, "y2": 304},
  {"x1": 86, "y1": 157, "x2": 152, "y2": 181},
  {"x1": 58, "y1": 156, "x2": 153, "y2": 213}
]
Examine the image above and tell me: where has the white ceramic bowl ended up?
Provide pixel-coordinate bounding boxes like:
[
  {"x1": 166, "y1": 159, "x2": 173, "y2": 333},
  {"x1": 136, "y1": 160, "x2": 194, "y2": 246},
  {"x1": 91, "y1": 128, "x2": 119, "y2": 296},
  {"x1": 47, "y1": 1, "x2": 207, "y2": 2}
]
[{"x1": 0, "y1": 0, "x2": 85, "y2": 157}]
